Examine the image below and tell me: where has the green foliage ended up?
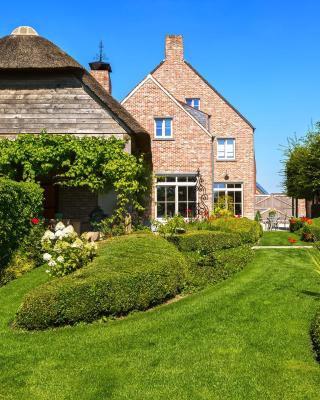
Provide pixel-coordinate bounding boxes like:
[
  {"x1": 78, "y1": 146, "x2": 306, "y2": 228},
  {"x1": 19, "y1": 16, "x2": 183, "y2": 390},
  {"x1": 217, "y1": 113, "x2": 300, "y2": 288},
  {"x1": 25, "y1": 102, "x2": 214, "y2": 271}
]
[
  {"x1": 41, "y1": 222, "x2": 97, "y2": 277},
  {"x1": 154, "y1": 215, "x2": 187, "y2": 237},
  {"x1": 184, "y1": 245, "x2": 254, "y2": 289},
  {"x1": 15, "y1": 235, "x2": 187, "y2": 330},
  {"x1": 0, "y1": 178, "x2": 43, "y2": 269},
  {"x1": 0, "y1": 133, "x2": 150, "y2": 219},
  {"x1": 311, "y1": 310, "x2": 320, "y2": 360},
  {"x1": 309, "y1": 217, "x2": 320, "y2": 241},
  {"x1": 95, "y1": 216, "x2": 127, "y2": 238},
  {"x1": 168, "y1": 230, "x2": 242, "y2": 252},
  {"x1": 189, "y1": 217, "x2": 262, "y2": 244},
  {"x1": 255, "y1": 210, "x2": 262, "y2": 222},
  {"x1": 283, "y1": 122, "x2": 320, "y2": 199},
  {"x1": 212, "y1": 195, "x2": 234, "y2": 217},
  {"x1": 289, "y1": 217, "x2": 305, "y2": 232}
]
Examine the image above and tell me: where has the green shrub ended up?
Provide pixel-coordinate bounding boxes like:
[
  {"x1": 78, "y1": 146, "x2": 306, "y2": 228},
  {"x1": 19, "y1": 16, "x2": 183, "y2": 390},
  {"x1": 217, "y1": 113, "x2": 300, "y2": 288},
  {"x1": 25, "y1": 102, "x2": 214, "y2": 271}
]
[
  {"x1": 189, "y1": 217, "x2": 262, "y2": 244},
  {"x1": 168, "y1": 230, "x2": 242, "y2": 252},
  {"x1": 15, "y1": 235, "x2": 187, "y2": 330},
  {"x1": 311, "y1": 310, "x2": 320, "y2": 360},
  {"x1": 185, "y1": 245, "x2": 254, "y2": 289},
  {"x1": 0, "y1": 222, "x2": 45, "y2": 285},
  {"x1": 309, "y1": 218, "x2": 320, "y2": 241},
  {"x1": 0, "y1": 179, "x2": 43, "y2": 269},
  {"x1": 154, "y1": 215, "x2": 187, "y2": 237}
]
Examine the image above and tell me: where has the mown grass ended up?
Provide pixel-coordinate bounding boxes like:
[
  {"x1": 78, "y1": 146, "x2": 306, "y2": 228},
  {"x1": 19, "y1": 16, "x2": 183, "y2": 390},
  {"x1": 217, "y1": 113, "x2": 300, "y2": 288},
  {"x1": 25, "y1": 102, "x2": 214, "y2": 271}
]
[
  {"x1": 258, "y1": 230, "x2": 310, "y2": 246},
  {"x1": 0, "y1": 248, "x2": 320, "y2": 399}
]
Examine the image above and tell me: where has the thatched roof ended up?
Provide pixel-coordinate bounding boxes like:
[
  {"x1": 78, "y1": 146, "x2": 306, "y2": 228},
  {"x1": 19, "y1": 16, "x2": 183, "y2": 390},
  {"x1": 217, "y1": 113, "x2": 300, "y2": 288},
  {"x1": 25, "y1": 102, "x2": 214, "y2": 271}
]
[
  {"x1": 0, "y1": 27, "x2": 150, "y2": 148},
  {"x1": 0, "y1": 32, "x2": 83, "y2": 72}
]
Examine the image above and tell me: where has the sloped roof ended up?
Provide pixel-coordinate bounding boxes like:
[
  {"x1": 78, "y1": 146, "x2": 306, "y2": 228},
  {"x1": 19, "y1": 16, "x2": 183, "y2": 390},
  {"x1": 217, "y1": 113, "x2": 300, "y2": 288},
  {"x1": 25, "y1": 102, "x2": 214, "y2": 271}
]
[
  {"x1": 0, "y1": 27, "x2": 149, "y2": 145},
  {"x1": 178, "y1": 101, "x2": 210, "y2": 129}
]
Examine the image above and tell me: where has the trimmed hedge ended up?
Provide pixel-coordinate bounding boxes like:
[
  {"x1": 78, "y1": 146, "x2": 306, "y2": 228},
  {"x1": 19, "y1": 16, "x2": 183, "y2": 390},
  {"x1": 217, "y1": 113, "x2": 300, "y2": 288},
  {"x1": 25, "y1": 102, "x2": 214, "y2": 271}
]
[
  {"x1": 311, "y1": 310, "x2": 320, "y2": 360},
  {"x1": 309, "y1": 218, "x2": 320, "y2": 241},
  {"x1": 15, "y1": 234, "x2": 187, "y2": 330},
  {"x1": 168, "y1": 230, "x2": 242, "y2": 252},
  {"x1": 185, "y1": 245, "x2": 254, "y2": 289},
  {"x1": 189, "y1": 217, "x2": 262, "y2": 244},
  {"x1": 0, "y1": 179, "x2": 43, "y2": 269}
]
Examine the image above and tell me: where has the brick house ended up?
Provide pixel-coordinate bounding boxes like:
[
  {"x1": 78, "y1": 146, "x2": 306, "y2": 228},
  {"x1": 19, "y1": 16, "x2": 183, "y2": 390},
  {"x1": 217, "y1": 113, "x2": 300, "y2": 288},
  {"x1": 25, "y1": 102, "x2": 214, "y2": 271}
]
[
  {"x1": 0, "y1": 26, "x2": 150, "y2": 231},
  {"x1": 122, "y1": 35, "x2": 255, "y2": 219}
]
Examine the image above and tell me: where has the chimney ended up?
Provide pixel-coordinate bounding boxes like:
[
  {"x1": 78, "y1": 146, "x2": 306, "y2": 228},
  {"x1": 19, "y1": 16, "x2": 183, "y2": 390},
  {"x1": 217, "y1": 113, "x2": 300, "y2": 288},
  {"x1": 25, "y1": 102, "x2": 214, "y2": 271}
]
[
  {"x1": 89, "y1": 61, "x2": 112, "y2": 94},
  {"x1": 165, "y1": 34, "x2": 184, "y2": 62}
]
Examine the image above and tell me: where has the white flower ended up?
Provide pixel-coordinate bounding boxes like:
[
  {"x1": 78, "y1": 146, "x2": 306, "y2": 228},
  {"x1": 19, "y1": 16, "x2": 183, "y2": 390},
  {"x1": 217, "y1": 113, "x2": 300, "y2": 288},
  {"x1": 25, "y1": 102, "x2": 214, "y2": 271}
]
[
  {"x1": 57, "y1": 256, "x2": 64, "y2": 263},
  {"x1": 43, "y1": 253, "x2": 52, "y2": 262},
  {"x1": 55, "y1": 221, "x2": 66, "y2": 232},
  {"x1": 42, "y1": 230, "x2": 55, "y2": 241},
  {"x1": 45, "y1": 269, "x2": 51, "y2": 274},
  {"x1": 71, "y1": 238, "x2": 83, "y2": 248},
  {"x1": 48, "y1": 260, "x2": 56, "y2": 267},
  {"x1": 63, "y1": 225, "x2": 75, "y2": 235},
  {"x1": 55, "y1": 230, "x2": 66, "y2": 239}
]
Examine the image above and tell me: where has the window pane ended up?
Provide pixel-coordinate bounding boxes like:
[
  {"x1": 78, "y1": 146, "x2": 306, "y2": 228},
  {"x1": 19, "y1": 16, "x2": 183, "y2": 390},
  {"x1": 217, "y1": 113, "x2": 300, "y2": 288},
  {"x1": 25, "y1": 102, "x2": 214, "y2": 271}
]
[
  {"x1": 188, "y1": 175, "x2": 197, "y2": 182},
  {"x1": 166, "y1": 202, "x2": 175, "y2": 217},
  {"x1": 235, "y1": 183, "x2": 242, "y2": 188},
  {"x1": 156, "y1": 175, "x2": 165, "y2": 183},
  {"x1": 157, "y1": 186, "x2": 165, "y2": 202},
  {"x1": 235, "y1": 203, "x2": 242, "y2": 216},
  {"x1": 193, "y1": 99, "x2": 200, "y2": 109},
  {"x1": 155, "y1": 119, "x2": 163, "y2": 137},
  {"x1": 188, "y1": 202, "x2": 197, "y2": 217},
  {"x1": 186, "y1": 98, "x2": 192, "y2": 106},
  {"x1": 235, "y1": 191, "x2": 242, "y2": 203},
  {"x1": 166, "y1": 176, "x2": 175, "y2": 182},
  {"x1": 166, "y1": 186, "x2": 175, "y2": 202},
  {"x1": 178, "y1": 186, "x2": 187, "y2": 201},
  {"x1": 178, "y1": 202, "x2": 188, "y2": 217},
  {"x1": 157, "y1": 203, "x2": 165, "y2": 218},
  {"x1": 165, "y1": 119, "x2": 172, "y2": 136},
  {"x1": 214, "y1": 183, "x2": 226, "y2": 189},
  {"x1": 188, "y1": 186, "x2": 197, "y2": 202},
  {"x1": 177, "y1": 176, "x2": 187, "y2": 182}
]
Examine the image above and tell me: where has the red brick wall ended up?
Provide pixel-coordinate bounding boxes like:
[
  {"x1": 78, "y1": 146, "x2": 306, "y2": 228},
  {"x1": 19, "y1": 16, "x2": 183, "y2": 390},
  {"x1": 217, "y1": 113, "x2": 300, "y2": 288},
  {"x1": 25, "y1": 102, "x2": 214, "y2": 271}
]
[
  {"x1": 90, "y1": 70, "x2": 112, "y2": 94},
  {"x1": 123, "y1": 78, "x2": 213, "y2": 218},
  {"x1": 151, "y1": 35, "x2": 255, "y2": 218}
]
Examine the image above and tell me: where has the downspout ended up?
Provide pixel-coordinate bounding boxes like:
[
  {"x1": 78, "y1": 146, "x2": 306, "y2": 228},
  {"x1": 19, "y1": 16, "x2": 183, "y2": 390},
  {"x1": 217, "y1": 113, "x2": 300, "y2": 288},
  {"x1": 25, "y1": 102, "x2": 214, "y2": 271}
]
[{"x1": 208, "y1": 115, "x2": 215, "y2": 211}]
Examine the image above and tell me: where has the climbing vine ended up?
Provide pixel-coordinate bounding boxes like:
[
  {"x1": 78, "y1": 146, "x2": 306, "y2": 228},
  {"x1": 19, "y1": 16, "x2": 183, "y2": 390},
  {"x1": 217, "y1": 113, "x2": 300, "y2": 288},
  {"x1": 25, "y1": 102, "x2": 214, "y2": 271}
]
[{"x1": 0, "y1": 133, "x2": 150, "y2": 218}]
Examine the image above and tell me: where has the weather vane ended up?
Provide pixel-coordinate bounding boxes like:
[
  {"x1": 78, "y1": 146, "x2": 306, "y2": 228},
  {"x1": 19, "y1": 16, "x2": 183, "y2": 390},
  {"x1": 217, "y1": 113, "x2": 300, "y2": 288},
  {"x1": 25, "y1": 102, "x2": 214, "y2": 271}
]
[{"x1": 96, "y1": 40, "x2": 106, "y2": 62}]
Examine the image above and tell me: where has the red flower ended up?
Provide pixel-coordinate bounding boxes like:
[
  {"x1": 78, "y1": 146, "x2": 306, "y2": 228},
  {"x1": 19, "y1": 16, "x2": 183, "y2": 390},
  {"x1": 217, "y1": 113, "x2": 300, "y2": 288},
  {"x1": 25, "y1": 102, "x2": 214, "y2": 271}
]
[
  {"x1": 288, "y1": 237, "x2": 297, "y2": 244},
  {"x1": 186, "y1": 208, "x2": 192, "y2": 213},
  {"x1": 31, "y1": 217, "x2": 40, "y2": 225}
]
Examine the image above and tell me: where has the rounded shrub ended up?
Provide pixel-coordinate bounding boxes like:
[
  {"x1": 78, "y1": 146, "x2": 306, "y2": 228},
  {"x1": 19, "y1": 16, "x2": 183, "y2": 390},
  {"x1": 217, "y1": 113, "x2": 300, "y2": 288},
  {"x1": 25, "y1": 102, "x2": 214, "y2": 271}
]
[
  {"x1": 311, "y1": 310, "x2": 320, "y2": 360},
  {"x1": 168, "y1": 230, "x2": 242, "y2": 252},
  {"x1": 15, "y1": 234, "x2": 188, "y2": 330}
]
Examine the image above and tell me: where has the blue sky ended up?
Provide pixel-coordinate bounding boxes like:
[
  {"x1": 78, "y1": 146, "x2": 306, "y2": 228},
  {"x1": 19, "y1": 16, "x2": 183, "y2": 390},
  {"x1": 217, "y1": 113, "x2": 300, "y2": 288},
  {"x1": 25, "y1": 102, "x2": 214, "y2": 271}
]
[{"x1": 1, "y1": 0, "x2": 319, "y2": 192}]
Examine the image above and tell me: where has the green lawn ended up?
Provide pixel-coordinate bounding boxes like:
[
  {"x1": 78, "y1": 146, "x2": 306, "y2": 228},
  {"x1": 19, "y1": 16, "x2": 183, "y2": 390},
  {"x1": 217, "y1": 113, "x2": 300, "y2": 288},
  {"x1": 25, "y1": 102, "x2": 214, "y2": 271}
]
[
  {"x1": 1, "y1": 248, "x2": 320, "y2": 399},
  {"x1": 258, "y1": 230, "x2": 311, "y2": 246}
]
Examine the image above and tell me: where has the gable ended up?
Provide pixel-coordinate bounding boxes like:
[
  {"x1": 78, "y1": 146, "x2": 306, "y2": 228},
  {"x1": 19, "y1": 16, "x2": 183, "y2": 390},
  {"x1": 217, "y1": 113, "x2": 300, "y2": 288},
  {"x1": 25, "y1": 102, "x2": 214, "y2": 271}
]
[{"x1": 152, "y1": 60, "x2": 254, "y2": 131}]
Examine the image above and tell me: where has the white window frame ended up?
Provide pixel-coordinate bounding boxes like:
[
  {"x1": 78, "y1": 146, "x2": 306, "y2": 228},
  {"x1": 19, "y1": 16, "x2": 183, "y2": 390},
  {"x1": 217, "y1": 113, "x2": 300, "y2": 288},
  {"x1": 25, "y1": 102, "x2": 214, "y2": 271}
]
[
  {"x1": 155, "y1": 175, "x2": 198, "y2": 220},
  {"x1": 154, "y1": 118, "x2": 173, "y2": 139},
  {"x1": 186, "y1": 98, "x2": 200, "y2": 110},
  {"x1": 213, "y1": 182, "x2": 243, "y2": 216},
  {"x1": 217, "y1": 138, "x2": 236, "y2": 160}
]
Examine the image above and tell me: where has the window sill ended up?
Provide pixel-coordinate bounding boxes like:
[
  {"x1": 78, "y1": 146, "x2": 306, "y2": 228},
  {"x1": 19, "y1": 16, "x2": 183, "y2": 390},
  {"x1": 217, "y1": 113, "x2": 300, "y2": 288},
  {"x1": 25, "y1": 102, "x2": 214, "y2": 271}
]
[
  {"x1": 216, "y1": 159, "x2": 237, "y2": 162},
  {"x1": 153, "y1": 138, "x2": 175, "y2": 141}
]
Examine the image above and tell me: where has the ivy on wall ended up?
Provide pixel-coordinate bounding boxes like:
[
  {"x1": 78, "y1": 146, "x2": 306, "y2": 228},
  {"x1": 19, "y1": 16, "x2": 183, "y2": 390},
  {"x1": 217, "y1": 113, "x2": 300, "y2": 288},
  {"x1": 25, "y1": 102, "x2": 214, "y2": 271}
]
[{"x1": 0, "y1": 133, "x2": 150, "y2": 218}]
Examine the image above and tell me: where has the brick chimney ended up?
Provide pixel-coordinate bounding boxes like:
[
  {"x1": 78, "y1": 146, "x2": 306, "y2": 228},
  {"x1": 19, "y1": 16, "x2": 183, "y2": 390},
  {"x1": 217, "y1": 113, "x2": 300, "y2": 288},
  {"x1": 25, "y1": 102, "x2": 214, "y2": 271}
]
[
  {"x1": 89, "y1": 61, "x2": 112, "y2": 94},
  {"x1": 165, "y1": 34, "x2": 184, "y2": 62}
]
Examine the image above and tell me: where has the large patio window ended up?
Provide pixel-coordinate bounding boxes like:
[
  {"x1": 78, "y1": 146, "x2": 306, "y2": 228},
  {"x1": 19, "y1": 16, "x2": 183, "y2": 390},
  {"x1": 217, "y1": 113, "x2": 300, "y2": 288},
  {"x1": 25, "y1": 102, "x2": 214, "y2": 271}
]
[
  {"x1": 155, "y1": 175, "x2": 197, "y2": 219},
  {"x1": 213, "y1": 182, "x2": 243, "y2": 216}
]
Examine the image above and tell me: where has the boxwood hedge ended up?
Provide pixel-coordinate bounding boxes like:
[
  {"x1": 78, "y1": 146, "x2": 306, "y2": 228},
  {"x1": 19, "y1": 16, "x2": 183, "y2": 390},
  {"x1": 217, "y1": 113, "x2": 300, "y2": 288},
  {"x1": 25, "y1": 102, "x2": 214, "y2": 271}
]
[
  {"x1": 15, "y1": 234, "x2": 188, "y2": 330},
  {"x1": 0, "y1": 179, "x2": 43, "y2": 269},
  {"x1": 189, "y1": 217, "x2": 262, "y2": 244},
  {"x1": 168, "y1": 230, "x2": 243, "y2": 252},
  {"x1": 311, "y1": 310, "x2": 320, "y2": 360}
]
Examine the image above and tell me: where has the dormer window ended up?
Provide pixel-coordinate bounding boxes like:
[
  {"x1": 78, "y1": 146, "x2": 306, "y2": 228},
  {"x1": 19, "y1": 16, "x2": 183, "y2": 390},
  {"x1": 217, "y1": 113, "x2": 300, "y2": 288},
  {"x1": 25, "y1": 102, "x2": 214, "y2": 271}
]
[
  {"x1": 186, "y1": 98, "x2": 200, "y2": 110},
  {"x1": 155, "y1": 118, "x2": 173, "y2": 139}
]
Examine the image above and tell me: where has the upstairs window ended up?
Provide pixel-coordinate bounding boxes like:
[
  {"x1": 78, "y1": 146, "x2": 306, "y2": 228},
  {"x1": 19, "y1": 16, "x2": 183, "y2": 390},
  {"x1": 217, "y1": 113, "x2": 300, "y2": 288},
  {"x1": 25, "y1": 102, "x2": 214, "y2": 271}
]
[
  {"x1": 186, "y1": 98, "x2": 200, "y2": 110},
  {"x1": 217, "y1": 138, "x2": 235, "y2": 160},
  {"x1": 155, "y1": 118, "x2": 173, "y2": 138}
]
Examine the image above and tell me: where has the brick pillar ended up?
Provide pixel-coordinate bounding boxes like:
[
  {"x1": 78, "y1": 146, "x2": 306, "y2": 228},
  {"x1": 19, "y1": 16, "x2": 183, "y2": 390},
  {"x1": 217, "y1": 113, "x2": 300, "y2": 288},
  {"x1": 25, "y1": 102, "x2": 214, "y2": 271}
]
[
  {"x1": 89, "y1": 61, "x2": 112, "y2": 94},
  {"x1": 165, "y1": 35, "x2": 184, "y2": 61}
]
